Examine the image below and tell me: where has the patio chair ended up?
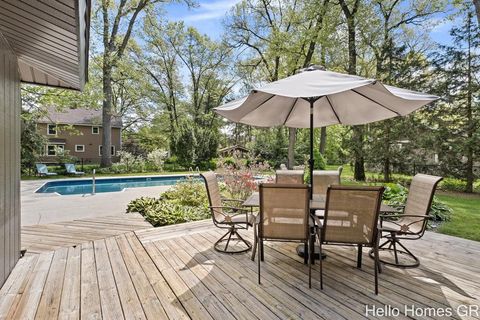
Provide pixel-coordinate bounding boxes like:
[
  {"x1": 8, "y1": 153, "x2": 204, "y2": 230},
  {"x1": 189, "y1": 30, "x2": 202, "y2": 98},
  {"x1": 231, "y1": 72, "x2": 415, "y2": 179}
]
[
  {"x1": 35, "y1": 164, "x2": 57, "y2": 176},
  {"x1": 201, "y1": 172, "x2": 255, "y2": 254},
  {"x1": 255, "y1": 183, "x2": 313, "y2": 288},
  {"x1": 275, "y1": 170, "x2": 304, "y2": 184},
  {"x1": 371, "y1": 174, "x2": 443, "y2": 268},
  {"x1": 314, "y1": 185, "x2": 384, "y2": 294},
  {"x1": 279, "y1": 163, "x2": 288, "y2": 170},
  {"x1": 65, "y1": 163, "x2": 85, "y2": 175},
  {"x1": 312, "y1": 170, "x2": 341, "y2": 198}
]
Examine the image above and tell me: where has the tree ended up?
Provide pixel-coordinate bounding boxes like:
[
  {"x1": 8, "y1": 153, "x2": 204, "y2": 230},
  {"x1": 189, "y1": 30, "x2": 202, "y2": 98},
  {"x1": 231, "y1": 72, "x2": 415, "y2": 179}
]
[
  {"x1": 226, "y1": 0, "x2": 333, "y2": 168},
  {"x1": 97, "y1": 0, "x2": 191, "y2": 167},
  {"x1": 339, "y1": 0, "x2": 366, "y2": 181},
  {"x1": 432, "y1": 8, "x2": 479, "y2": 192},
  {"x1": 20, "y1": 111, "x2": 47, "y2": 174},
  {"x1": 141, "y1": 18, "x2": 233, "y2": 166},
  {"x1": 473, "y1": 0, "x2": 480, "y2": 25},
  {"x1": 361, "y1": 0, "x2": 444, "y2": 181}
]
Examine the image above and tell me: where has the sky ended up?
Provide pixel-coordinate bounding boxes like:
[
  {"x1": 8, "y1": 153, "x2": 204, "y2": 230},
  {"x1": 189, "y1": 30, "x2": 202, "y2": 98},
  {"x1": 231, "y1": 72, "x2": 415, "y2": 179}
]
[{"x1": 164, "y1": 0, "x2": 457, "y2": 45}]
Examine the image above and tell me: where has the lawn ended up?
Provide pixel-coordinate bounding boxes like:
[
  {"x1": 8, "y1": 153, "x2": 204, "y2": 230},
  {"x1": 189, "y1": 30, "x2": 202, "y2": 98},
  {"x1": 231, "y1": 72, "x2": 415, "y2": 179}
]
[{"x1": 436, "y1": 192, "x2": 480, "y2": 242}]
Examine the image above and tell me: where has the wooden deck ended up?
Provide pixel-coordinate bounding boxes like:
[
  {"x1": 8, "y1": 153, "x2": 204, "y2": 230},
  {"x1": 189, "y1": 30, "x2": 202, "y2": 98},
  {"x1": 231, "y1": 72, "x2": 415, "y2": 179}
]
[
  {"x1": 20, "y1": 213, "x2": 152, "y2": 255},
  {"x1": 1, "y1": 220, "x2": 479, "y2": 319}
]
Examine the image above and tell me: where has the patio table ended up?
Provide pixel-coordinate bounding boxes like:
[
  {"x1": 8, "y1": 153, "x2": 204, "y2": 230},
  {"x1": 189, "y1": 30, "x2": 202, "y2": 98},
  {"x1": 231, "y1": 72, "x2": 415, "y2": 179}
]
[{"x1": 243, "y1": 192, "x2": 398, "y2": 263}]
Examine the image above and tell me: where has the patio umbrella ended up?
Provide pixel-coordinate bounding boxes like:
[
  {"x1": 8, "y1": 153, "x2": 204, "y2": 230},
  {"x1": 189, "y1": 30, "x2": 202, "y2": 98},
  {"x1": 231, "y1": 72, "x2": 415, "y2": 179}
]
[{"x1": 214, "y1": 66, "x2": 439, "y2": 198}]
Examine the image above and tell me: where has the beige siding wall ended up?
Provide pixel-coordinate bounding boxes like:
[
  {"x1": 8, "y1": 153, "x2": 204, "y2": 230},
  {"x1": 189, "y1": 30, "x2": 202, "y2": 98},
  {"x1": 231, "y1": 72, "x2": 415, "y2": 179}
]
[
  {"x1": 0, "y1": 33, "x2": 21, "y2": 287},
  {"x1": 37, "y1": 123, "x2": 121, "y2": 164}
]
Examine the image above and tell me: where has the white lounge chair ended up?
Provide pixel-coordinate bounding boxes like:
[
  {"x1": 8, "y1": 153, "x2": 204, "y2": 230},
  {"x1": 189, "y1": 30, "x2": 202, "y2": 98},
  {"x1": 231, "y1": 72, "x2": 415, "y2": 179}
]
[
  {"x1": 35, "y1": 164, "x2": 57, "y2": 176},
  {"x1": 65, "y1": 163, "x2": 85, "y2": 175}
]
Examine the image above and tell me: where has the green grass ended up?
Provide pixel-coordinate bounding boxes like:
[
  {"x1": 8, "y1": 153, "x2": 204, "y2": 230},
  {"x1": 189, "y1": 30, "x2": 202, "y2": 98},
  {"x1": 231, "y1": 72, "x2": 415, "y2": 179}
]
[{"x1": 436, "y1": 192, "x2": 480, "y2": 242}]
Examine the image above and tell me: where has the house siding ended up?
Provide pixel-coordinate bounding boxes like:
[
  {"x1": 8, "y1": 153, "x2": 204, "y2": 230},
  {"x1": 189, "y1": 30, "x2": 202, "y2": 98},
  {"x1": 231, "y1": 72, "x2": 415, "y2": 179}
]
[
  {"x1": 0, "y1": 32, "x2": 21, "y2": 287},
  {"x1": 37, "y1": 123, "x2": 121, "y2": 164}
]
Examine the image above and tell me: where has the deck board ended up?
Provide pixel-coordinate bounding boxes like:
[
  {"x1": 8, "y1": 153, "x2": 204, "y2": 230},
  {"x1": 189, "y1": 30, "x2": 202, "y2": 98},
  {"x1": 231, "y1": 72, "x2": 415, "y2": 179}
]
[
  {"x1": 21, "y1": 213, "x2": 151, "y2": 255},
  {"x1": 1, "y1": 219, "x2": 479, "y2": 319}
]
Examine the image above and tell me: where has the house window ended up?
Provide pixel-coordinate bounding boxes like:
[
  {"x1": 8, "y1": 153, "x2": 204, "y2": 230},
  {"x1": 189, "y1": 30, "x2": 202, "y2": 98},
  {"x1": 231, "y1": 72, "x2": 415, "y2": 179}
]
[
  {"x1": 47, "y1": 124, "x2": 57, "y2": 135},
  {"x1": 75, "y1": 145, "x2": 85, "y2": 152},
  {"x1": 99, "y1": 145, "x2": 115, "y2": 156},
  {"x1": 46, "y1": 144, "x2": 64, "y2": 156},
  {"x1": 92, "y1": 126, "x2": 99, "y2": 134}
]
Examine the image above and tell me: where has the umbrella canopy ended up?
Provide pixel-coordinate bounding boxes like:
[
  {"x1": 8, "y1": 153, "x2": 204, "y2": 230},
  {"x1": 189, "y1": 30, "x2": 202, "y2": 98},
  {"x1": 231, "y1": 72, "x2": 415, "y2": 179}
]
[
  {"x1": 214, "y1": 69, "x2": 439, "y2": 128},
  {"x1": 214, "y1": 67, "x2": 439, "y2": 199}
]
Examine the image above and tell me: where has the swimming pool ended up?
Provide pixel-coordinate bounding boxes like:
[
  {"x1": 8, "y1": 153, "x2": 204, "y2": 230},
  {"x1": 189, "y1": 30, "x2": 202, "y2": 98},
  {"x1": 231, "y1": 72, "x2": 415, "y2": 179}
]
[{"x1": 36, "y1": 175, "x2": 194, "y2": 195}]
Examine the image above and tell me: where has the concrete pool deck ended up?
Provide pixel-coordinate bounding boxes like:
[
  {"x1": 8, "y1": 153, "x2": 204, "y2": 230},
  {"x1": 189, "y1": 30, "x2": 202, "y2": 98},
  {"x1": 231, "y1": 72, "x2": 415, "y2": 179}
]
[{"x1": 21, "y1": 177, "x2": 173, "y2": 226}]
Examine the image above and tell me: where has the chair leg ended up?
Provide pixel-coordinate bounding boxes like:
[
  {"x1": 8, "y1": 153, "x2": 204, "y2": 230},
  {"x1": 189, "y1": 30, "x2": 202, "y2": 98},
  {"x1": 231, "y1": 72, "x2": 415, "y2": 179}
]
[
  {"x1": 251, "y1": 224, "x2": 258, "y2": 261},
  {"x1": 260, "y1": 239, "x2": 264, "y2": 262},
  {"x1": 258, "y1": 237, "x2": 261, "y2": 284},
  {"x1": 316, "y1": 229, "x2": 323, "y2": 290},
  {"x1": 308, "y1": 240, "x2": 312, "y2": 289},
  {"x1": 374, "y1": 239, "x2": 380, "y2": 295},
  {"x1": 224, "y1": 227, "x2": 234, "y2": 251},
  {"x1": 392, "y1": 234, "x2": 399, "y2": 264},
  {"x1": 357, "y1": 244, "x2": 363, "y2": 269},
  {"x1": 304, "y1": 242, "x2": 308, "y2": 264}
]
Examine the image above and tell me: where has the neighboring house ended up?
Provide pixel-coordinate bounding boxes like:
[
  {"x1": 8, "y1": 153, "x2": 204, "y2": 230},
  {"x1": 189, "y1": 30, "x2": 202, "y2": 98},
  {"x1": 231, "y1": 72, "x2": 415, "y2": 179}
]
[
  {"x1": 37, "y1": 107, "x2": 122, "y2": 164},
  {"x1": 218, "y1": 145, "x2": 250, "y2": 157},
  {"x1": 0, "y1": 1, "x2": 90, "y2": 287}
]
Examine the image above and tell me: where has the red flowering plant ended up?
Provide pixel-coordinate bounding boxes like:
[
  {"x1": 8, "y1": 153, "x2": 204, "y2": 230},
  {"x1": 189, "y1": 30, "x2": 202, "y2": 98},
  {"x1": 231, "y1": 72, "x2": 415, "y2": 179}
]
[{"x1": 216, "y1": 151, "x2": 273, "y2": 201}]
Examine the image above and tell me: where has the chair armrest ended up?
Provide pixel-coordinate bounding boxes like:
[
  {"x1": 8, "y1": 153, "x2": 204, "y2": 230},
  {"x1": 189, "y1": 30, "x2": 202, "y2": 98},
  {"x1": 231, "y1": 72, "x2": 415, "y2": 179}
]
[
  {"x1": 209, "y1": 206, "x2": 249, "y2": 213},
  {"x1": 221, "y1": 198, "x2": 243, "y2": 203},
  {"x1": 380, "y1": 214, "x2": 430, "y2": 220}
]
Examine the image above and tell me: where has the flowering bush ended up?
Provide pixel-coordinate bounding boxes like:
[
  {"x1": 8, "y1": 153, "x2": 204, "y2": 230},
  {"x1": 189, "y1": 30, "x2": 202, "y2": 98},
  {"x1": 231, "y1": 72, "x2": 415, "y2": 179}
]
[
  {"x1": 216, "y1": 152, "x2": 272, "y2": 200},
  {"x1": 147, "y1": 149, "x2": 168, "y2": 171}
]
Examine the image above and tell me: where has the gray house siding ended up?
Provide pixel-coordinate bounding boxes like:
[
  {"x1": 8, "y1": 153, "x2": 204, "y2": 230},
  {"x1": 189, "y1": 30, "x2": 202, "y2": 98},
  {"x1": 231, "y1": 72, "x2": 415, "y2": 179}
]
[{"x1": 0, "y1": 31, "x2": 21, "y2": 287}]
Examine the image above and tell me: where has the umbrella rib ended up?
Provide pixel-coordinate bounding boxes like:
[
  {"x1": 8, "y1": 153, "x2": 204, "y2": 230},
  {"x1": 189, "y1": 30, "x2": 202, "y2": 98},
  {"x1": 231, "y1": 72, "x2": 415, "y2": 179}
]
[
  {"x1": 283, "y1": 98, "x2": 299, "y2": 126},
  {"x1": 351, "y1": 89, "x2": 402, "y2": 116},
  {"x1": 325, "y1": 95, "x2": 341, "y2": 123}
]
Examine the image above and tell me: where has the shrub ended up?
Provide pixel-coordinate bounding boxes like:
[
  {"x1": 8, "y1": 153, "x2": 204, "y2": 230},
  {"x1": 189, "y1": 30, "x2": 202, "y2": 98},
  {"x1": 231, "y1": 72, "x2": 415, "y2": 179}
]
[
  {"x1": 382, "y1": 183, "x2": 452, "y2": 227},
  {"x1": 313, "y1": 149, "x2": 326, "y2": 170},
  {"x1": 126, "y1": 177, "x2": 210, "y2": 227},
  {"x1": 146, "y1": 149, "x2": 168, "y2": 171}
]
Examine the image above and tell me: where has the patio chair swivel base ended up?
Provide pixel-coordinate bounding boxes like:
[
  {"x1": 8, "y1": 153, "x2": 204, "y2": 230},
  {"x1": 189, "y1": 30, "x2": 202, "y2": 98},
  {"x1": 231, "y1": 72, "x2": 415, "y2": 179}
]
[
  {"x1": 214, "y1": 226, "x2": 252, "y2": 254},
  {"x1": 369, "y1": 234, "x2": 419, "y2": 268}
]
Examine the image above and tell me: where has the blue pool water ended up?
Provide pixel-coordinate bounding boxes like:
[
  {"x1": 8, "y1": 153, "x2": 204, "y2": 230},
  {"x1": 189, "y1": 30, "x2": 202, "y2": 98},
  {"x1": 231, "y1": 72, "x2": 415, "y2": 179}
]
[{"x1": 36, "y1": 175, "x2": 193, "y2": 195}]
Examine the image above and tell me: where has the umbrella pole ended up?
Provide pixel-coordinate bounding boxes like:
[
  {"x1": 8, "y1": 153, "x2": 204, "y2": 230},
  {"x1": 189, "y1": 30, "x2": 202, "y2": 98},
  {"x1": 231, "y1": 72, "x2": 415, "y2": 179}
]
[{"x1": 309, "y1": 99, "x2": 314, "y2": 200}]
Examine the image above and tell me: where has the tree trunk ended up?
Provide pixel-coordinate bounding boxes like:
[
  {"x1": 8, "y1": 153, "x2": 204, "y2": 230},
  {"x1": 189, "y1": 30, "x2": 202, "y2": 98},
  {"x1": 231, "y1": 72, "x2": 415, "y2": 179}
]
[
  {"x1": 340, "y1": 0, "x2": 365, "y2": 181},
  {"x1": 473, "y1": 0, "x2": 480, "y2": 26},
  {"x1": 353, "y1": 126, "x2": 366, "y2": 180},
  {"x1": 287, "y1": 128, "x2": 296, "y2": 169},
  {"x1": 319, "y1": 127, "x2": 327, "y2": 154},
  {"x1": 465, "y1": 11, "x2": 474, "y2": 193},
  {"x1": 101, "y1": 66, "x2": 113, "y2": 167}
]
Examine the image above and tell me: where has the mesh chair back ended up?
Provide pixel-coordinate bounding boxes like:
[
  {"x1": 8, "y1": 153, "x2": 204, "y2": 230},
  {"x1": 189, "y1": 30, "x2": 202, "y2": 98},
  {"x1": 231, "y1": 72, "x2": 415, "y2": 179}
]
[
  {"x1": 275, "y1": 170, "x2": 304, "y2": 184},
  {"x1": 201, "y1": 172, "x2": 224, "y2": 221},
  {"x1": 312, "y1": 171, "x2": 340, "y2": 196},
  {"x1": 259, "y1": 184, "x2": 309, "y2": 241},
  {"x1": 323, "y1": 186, "x2": 384, "y2": 245},
  {"x1": 403, "y1": 174, "x2": 443, "y2": 234}
]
